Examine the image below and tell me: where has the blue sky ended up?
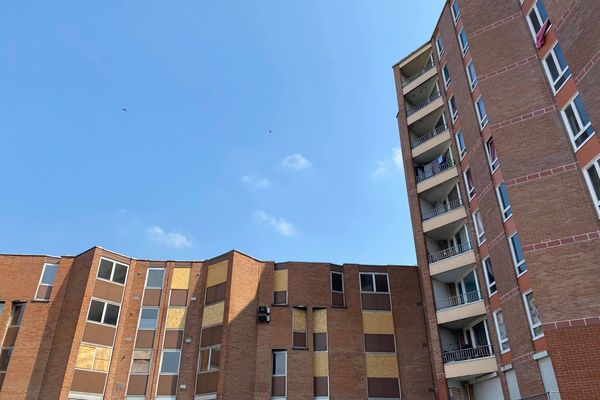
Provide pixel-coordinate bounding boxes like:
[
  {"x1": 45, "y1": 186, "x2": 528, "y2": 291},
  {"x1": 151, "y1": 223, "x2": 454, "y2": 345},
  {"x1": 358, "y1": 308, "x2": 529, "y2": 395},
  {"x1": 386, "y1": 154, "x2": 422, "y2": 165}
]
[{"x1": 0, "y1": 1, "x2": 444, "y2": 264}]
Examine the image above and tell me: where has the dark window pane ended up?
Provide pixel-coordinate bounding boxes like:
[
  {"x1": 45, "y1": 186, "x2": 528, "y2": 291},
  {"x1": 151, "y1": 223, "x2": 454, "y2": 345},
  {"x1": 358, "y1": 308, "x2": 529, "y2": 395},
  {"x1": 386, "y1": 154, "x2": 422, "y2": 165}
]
[
  {"x1": 511, "y1": 235, "x2": 524, "y2": 263},
  {"x1": 88, "y1": 300, "x2": 104, "y2": 323},
  {"x1": 587, "y1": 166, "x2": 600, "y2": 201},
  {"x1": 112, "y1": 264, "x2": 128, "y2": 284},
  {"x1": 574, "y1": 95, "x2": 591, "y2": 126},
  {"x1": 104, "y1": 303, "x2": 120, "y2": 326},
  {"x1": 360, "y1": 274, "x2": 374, "y2": 292},
  {"x1": 331, "y1": 273, "x2": 343, "y2": 292},
  {"x1": 210, "y1": 347, "x2": 220, "y2": 369},
  {"x1": 146, "y1": 269, "x2": 165, "y2": 288},
  {"x1": 41, "y1": 265, "x2": 58, "y2": 285},
  {"x1": 537, "y1": 1, "x2": 549, "y2": 23},
  {"x1": 272, "y1": 351, "x2": 286, "y2": 375},
  {"x1": 0, "y1": 348, "x2": 12, "y2": 371},
  {"x1": 98, "y1": 259, "x2": 113, "y2": 280},
  {"x1": 10, "y1": 304, "x2": 25, "y2": 326},
  {"x1": 375, "y1": 275, "x2": 389, "y2": 293}
]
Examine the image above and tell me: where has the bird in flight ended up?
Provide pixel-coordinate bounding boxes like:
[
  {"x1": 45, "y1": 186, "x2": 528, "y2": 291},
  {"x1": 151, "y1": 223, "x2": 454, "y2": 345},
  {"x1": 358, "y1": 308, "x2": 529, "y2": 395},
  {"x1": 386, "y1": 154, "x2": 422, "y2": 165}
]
[
  {"x1": 268, "y1": 129, "x2": 272, "y2": 134},
  {"x1": 122, "y1": 108, "x2": 127, "y2": 112}
]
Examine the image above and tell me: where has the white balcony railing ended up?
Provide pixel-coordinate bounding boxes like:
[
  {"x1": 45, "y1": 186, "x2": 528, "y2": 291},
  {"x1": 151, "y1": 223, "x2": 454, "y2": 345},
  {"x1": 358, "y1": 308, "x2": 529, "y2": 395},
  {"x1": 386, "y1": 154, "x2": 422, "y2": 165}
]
[
  {"x1": 402, "y1": 59, "x2": 435, "y2": 86},
  {"x1": 411, "y1": 124, "x2": 448, "y2": 149},
  {"x1": 442, "y1": 344, "x2": 492, "y2": 363},
  {"x1": 406, "y1": 91, "x2": 442, "y2": 116},
  {"x1": 435, "y1": 290, "x2": 481, "y2": 311},
  {"x1": 427, "y1": 242, "x2": 472, "y2": 264},
  {"x1": 415, "y1": 159, "x2": 455, "y2": 183},
  {"x1": 422, "y1": 198, "x2": 462, "y2": 221}
]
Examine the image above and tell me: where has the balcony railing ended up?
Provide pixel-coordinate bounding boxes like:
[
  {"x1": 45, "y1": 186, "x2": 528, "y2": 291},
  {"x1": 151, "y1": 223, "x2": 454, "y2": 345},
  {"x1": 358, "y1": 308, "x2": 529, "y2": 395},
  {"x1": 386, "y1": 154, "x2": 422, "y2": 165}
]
[
  {"x1": 428, "y1": 242, "x2": 472, "y2": 264},
  {"x1": 443, "y1": 344, "x2": 492, "y2": 363},
  {"x1": 435, "y1": 290, "x2": 482, "y2": 311},
  {"x1": 402, "y1": 60, "x2": 435, "y2": 86},
  {"x1": 416, "y1": 159, "x2": 455, "y2": 183},
  {"x1": 422, "y1": 198, "x2": 463, "y2": 221},
  {"x1": 406, "y1": 91, "x2": 442, "y2": 116},
  {"x1": 411, "y1": 124, "x2": 448, "y2": 149},
  {"x1": 519, "y1": 392, "x2": 561, "y2": 400}
]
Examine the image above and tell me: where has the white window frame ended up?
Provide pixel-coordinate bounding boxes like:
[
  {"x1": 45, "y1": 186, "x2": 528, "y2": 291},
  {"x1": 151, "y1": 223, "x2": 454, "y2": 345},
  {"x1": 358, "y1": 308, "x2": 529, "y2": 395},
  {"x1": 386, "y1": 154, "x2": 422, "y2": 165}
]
[
  {"x1": 493, "y1": 310, "x2": 510, "y2": 353},
  {"x1": 9, "y1": 303, "x2": 25, "y2": 327},
  {"x1": 466, "y1": 60, "x2": 478, "y2": 91},
  {"x1": 542, "y1": 44, "x2": 571, "y2": 94},
  {"x1": 436, "y1": 35, "x2": 444, "y2": 58},
  {"x1": 472, "y1": 210, "x2": 486, "y2": 245},
  {"x1": 159, "y1": 349, "x2": 182, "y2": 375},
  {"x1": 442, "y1": 64, "x2": 451, "y2": 88},
  {"x1": 198, "y1": 344, "x2": 221, "y2": 373},
  {"x1": 330, "y1": 271, "x2": 345, "y2": 304},
  {"x1": 455, "y1": 130, "x2": 466, "y2": 159},
  {"x1": 522, "y1": 290, "x2": 544, "y2": 340},
  {"x1": 496, "y1": 183, "x2": 513, "y2": 221},
  {"x1": 458, "y1": 27, "x2": 469, "y2": 55},
  {"x1": 475, "y1": 96, "x2": 488, "y2": 129},
  {"x1": 482, "y1": 257, "x2": 497, "y2": 296},
  {"x1": 449, "y1": 95, "x2": 458, "y2": 122},
  {"x1": 145, "y1": 268, "x2": 165, "y2": 289},
  {"x1": 526, "y1": 0, "x2": 550, "y2": 39},
  {"x1": 87, "y1": 298, "x2": 121, "y2": 327},
  {"x1": 583, "y1": 157, "x2": 600, "y2": 218},
  {"x1": 561, "y1": 93, "x2": 596, "y2": 150},
  {"x1": 451, "y1": 0, "x2": 461, "y2": 23},
  {"x1": 138, "y1": 307, "x2": 159, "y2": 330},
  {"x1": 464, "y1": 168, "x2": 475, "y2": 199},
  {"x1": 272, "y1": 350, "x2": 287, "y2": 400},
  {"x1": 485, "y1": 138, "x2": 499, "y2": 172},
  {"x1": 97, "y1": 257, "x2": 129, "y2": 286},
  {"x1": 508, "y1": 233, "x2": 527, "y2": 276},
  {"x1": 359, "y1": 272, "x2": 390, "y2": 294},
  {"x1": 35, "y1": 263, "x2": 59, "y2": 301}
]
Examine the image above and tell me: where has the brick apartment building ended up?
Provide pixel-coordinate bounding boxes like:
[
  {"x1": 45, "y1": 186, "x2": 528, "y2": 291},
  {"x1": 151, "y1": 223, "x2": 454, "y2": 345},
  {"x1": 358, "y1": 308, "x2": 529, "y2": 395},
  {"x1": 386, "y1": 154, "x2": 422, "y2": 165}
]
[
  {"x1": 0, "y1": 246, "x2": 436, "y2": 400},
  {"x1": 393, "y1": 0, "x2": 600, "y2": 399}
]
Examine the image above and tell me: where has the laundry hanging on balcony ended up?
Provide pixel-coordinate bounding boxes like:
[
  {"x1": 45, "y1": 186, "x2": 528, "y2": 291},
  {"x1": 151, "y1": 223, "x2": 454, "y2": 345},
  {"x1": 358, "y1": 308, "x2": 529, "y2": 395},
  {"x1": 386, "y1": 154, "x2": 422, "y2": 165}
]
[{"x1": 535, "y1": 20, "x2": 551, "y2": 49}]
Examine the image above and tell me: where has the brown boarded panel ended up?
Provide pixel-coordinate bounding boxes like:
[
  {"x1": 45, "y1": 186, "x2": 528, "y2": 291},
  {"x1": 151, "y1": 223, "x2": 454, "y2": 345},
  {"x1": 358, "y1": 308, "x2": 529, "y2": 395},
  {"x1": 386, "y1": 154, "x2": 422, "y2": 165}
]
[
  {"x1": 70, "y1": 369, "x2": 107, "y2": 394},
  {"x1": 0, "y1": 373, "x2": 4, "y2": 391},
  {"x1": 273, "y1": 291, "x2": 287, "y2": 305},
  {"x1": 3, "y1": 327, "x2": 19, "y2": 347},
  {"x1": 142, "y1": 289, "x2": 162, "y2": 306},
  {"x1": 292, "y1": 332, "x2": 307, "y2": 348},
  {"x1": 361, "y1": 293, "x2": 391, "y2": 311},
  {"x1": 135, "y1": 330, "x2": 155, "y2": 349},
  {"x1": 332, "y1": 291, "x2": 344, "y2": 307},
  {"x1": 314, "y1": 376, "x2": 329, "y2": 397},
  {"x1": 93, "y1": 279, "x2": 124, "y2": 303},
  {"x1": 126, "y1": 374, "x2": 148, "y2": 395},
  {"x1": 200, "y1": 325, "x2": 222, "y2": 347},
  {"x1": 367, "y1": 377, "x2": 400, "y2": 398},
  {"x1": 170, "y1": 289, "x2": 188, "y2": 306},
  {"x1": 313, "y1": 333, "x2": 328, "y2": 351},
  {"x1": 205, "y1": 283, "x2": 227, "y2": 305},
  {"x1": 364, "y1": 334, "x2": 395, "y2": 353},
  {"x1": 271, "y1": 376, "x2": 286, "y2": 397},
  {"x1": 196, "y1": 371, "x2": 218, "y2": 394},
  {"x1": 36, "y1": 285, "x2": 53, "y2": 300},
  {"x1": 82, "y1": 323, "x2": 116, "y2": 347},
  {"x1": 163, "y1": 330, "x2": 183, "y2": 349},
  {"x1": 157, "y1": 375, "x2": 178, "y2": 395}
]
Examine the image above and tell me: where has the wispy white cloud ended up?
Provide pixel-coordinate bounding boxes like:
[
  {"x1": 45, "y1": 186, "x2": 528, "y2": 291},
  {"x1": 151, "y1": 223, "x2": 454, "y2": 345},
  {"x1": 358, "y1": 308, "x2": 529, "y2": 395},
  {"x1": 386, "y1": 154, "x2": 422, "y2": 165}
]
[
  {"x1": 241, "y1": 174, "x2": 271, "y2": 188},
  {"x1": 253, "y1": 210, "x2": 296, "y2": 237},
  {"x1": 146, "y1": 226, "x2": 193, "y2": 249},
  {"x1": 373, "y1": 147, "x2": 404, "y2": 178},
  {"x1": 281, "y1": 153, "x2": 312, "y2": 170}
]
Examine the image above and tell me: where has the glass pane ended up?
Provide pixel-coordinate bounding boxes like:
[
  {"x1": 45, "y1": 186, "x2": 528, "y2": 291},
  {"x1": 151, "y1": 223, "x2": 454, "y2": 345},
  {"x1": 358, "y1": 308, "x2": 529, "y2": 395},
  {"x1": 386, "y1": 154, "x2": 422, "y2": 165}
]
[
  {"x1": 460, "y1": 30, "x2": 468, "y2": 50},
  {"x1": 199, "y1": 349, "x2": 210, "y2": 371},
  {"x1": 88, "y1": 300, "x2": 104, "y2": 323},
  {"x1": 360, "y1": 274, "x2": 374, "y2": 292},
  {"x1": 452, "y1": 1, "x2": 460, "y2": 19},
  {"x1": 477, "y1": 99, "x2": 487, "y2": 120},
  {"x1": 10, "y1": 304, "x2": 24, "y2": 326},
  {"x1": 375, "y1": 274, "x2": 389, "y2": 293},
  {"x1": 161, "y1": 351, "x2": 180, "y2": 374},
  {"x1": 98, "y1": 259, "x2": 113, "y2": 280},
  {"x1": 511, "y1": 234, "x2": 524, "y2": 263},
  {"x1": 484, "y1": 259, "x2": 496, "y2": 287},
  {"x1": 499, "y1": 184, "x2": 511, "y2": 213},
  {"x1": 41, "y1": 265, "x2": 58, "y2": 285},
  {"x1": 526, "y1": 293, "x2": 541, "y2": 325},
  {"x1": 146, "y1": 269, "x2": 165, "y2": 288},
  {"x1": 112, "y1": 264, "x2": 128, "y2": 284},
  {"x1": 104, "y1": 303, "x2": 120, "y2": 326},
  {"x1": 587, "y1": 165, "x2": 600, "y2": 201},
  {"x1": 331, "y1": 273, "x2": 343, "y2": 292},
  {"x1": 564, "y1": 104, "x2": 581, "y2": 135},
  {"x1": 272, "y1": 351, "x2": 286, "y2": 375},
  {"x1": 463, "y1": 271, "x2": 478, "y2": 298},
  {"x1": 497, "y1": 312, "x2": 507, "y2": 340},
  {"x1": 528, "y1": 9, "x2": 541, "y2": 33},
  {"x1": 0, "y1": 348, "x2": 12, "y2": 371},
  {"x1": 537, "y1": 1, "x2": 549, "y2": 23},
  {"x1": 0, "y1": 303, "x2": 3, "y2": 317},
  {"x1": 210, "y1": 347, "x2": 220, "y2": 369},
  {"x1": 139, "y1": 308, "x2": 158, "y2": 329},
  {"x1": 574, "y1": 95, "x2": 591, "y2": 125}
]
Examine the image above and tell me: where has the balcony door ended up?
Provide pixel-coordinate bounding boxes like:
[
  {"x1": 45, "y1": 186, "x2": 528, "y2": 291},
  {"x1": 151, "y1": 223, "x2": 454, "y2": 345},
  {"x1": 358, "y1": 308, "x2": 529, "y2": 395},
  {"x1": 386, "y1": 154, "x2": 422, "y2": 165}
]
[
  {"x1": 463, "y1": 319, "x2": 492, "y2": 357},
  {"x1": 455, "y1": 270, "x2": 480, "y2": 304}
]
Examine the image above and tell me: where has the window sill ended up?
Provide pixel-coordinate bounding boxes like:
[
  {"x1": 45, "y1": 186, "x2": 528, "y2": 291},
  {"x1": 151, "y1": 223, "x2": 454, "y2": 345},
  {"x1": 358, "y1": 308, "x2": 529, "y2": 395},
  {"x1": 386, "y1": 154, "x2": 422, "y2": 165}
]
[
  {"x1": 516, "y1": 269, "x2": 528, "y2": 278},
  {"x1": 552, "y1": 74, "x2": 571, "y2": 95},
  {"x1": 271, "y1": 303, "x2": 288, "y2": 307},
  {"x1": 532, "y1": 333, "x2": 545, "y2": 341},
  {"x1": 96, "y1": 277, "x2": 126, "y2": 287},
  {"x1": 292, "y1": 346, "x2": 309, "y2": 351},
  {"x1": 32, "y1": 298, "x2": 51, "y2": 303},
  {"x1": 331, "y1": 304, "x2": 347, "y2": 309}
]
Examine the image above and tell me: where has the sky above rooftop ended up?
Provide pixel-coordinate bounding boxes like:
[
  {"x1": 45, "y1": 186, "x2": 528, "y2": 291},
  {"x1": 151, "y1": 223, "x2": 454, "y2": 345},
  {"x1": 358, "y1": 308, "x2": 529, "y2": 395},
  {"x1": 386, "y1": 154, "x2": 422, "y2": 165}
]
[{"x1": 0, "y1": 0, "x2": 444, "y2": 264}]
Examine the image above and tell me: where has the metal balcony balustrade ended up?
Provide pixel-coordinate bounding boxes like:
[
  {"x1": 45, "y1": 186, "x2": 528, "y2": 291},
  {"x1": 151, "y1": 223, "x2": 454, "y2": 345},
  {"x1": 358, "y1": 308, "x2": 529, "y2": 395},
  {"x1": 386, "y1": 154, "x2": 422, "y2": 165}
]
[
  {"x1": 402, "y1": 59, "x2": 435, "y2": 86},
  {"x1": 406, "y1": 91, "x2": 442, "y2": 116},
  {"x1": 411, "y1": 124, "x2": 448, "y2": 149},
  {"x1": 415, "y1": 159, "x2": 455, "y2": 183},
  {"x1": 442, "y1": 344, "x2": 492, "y2": 363},
  {"x1": 421, "y1": 198, "x2": 462, "y2": 221},
  {"x1": 428, "y1": 242, "x2": 472, "y2": 264},
  {"x1": 435, "y1": 290, "x2": 482, "y2": 310},
  {"x1": 519, "y1": 392, "x2": 561, "y2": 400}
]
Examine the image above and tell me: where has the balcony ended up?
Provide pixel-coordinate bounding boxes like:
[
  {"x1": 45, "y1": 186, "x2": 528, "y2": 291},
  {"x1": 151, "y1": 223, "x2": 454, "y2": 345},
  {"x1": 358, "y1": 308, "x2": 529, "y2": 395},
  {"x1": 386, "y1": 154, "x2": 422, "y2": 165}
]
[
  {"x1": 443, "y1": 345, "x2": 497, "y2": 379},
  {"x1": 422, "y1": 199, "x2": 466, "y2": 236},
  {"x1": 436, "y1": 290, "x2": 486, "y2": 325},
  {"x1": 416, "y1": 160, "x2": 458, "y2": 195},
  {"x1": 416, "y1": 159, "x2": 455, "y2": 183},
  {"x1": 406, "y1": 91, "x2": 442, "y2": 117},
  {"x1": 428, "y1": 243, "x2": 476, "y2": 277},
  {"x1": 411, "y1": 124, "x2": 451, "y2": 163},
  {"x1": 402, "y1": 60, "x2": 436, "y2": 94}
]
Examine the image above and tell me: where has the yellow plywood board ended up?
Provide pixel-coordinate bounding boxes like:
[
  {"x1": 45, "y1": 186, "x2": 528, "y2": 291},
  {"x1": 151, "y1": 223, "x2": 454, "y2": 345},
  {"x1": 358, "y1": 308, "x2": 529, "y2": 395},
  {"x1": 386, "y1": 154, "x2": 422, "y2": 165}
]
[
  {"x1": 313, "y1": 309, "x2": 327, "y2": 333},
  {"x1": 362, "y1": 311, "x2": 395, "y2": 334},
  {"x1": 75, "y1": 344, "x2": 95, "y2": 370},
  {"x1": 202, "y1": 302, "x2": 225, "y2": 327},
  {"x1": 273, "y1": 269, "x2": 288, "y2": 292},
  {"x1": 166, "y1": 307, "x2": 186, "y2": 329},
  {"x1": 314, "y1": 351, "x2": 329, "y2": 377},
  {"x1": 171, "y1": 268, "x2": 190, "y2": 289},
  {"x1": 365, "y1": 353, "x2": 399, "y2": 378},
  {"x1": 206, "y1": 261, "x2": 228, "y2": 287},
  {"x1": 293, "y1": 308, "x2": 307, "y2": 331}
]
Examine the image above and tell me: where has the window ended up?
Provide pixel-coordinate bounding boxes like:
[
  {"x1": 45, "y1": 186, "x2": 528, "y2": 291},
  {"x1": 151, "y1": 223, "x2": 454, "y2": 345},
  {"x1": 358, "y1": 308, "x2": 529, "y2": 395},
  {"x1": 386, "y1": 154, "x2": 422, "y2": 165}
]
[
  {"x1": 473, "y1": 210, "x2": 485, "y2": 245},
  {"x1": 456, "y1": 130, "x2": 466, "y2": 159},
  {"x1": 466, "y1": 60, "x2": 478, "y2": 90},
  {"x1": 449, "y1": 95, "x2": 458, "y2": 121},
  {"x1": 87, "y1": 299, "x2": 120, "y2": 326},
  {"x1": 35, "y1": 263, "x2": 58, "y2": 300},
  {"x1": 139, "y1": 308, "x2": 159, "y2": 330},
  {"x1": 482, "y1": 257, "x2": 497, "y2": 295},
  {"x1": 199, "y1": 345, "x2": 221, "y2": 372},
  {"x1": 75, "y1": 344, "x2": 111, "y2": 372},
  {"x1": 451, "y1": 0, "x2": 461, "y2": 23},
  {"x1": 331, "y1": 271, "x2": 345, "y2": 306},
  {"x1": 584, "y1": 158, "x2": 600, "y2": 217},
  {"x1": 527, "y1": 0, "x2": 549, "y2": 38},
  {"x1": 292, "y1": 307, "x2": 307, "y2": 348},
  {"x1": 359, "y1": 273, "x2": 389, "y2": 293},
  {"x1": 561, "y1": 94, "x2": 595, "y2": 149},
  {"x1": 0, "y1": 302, "x2": 3, "y2": 317},
  {"x1": 475, "y1": 97, "x2": 488, "y2": 129},
  {"x1": 97, "y1": 258, "x2": 128, "y2": 285},
  {"x1": 493, "y1": 310, "x2": 510, "y2": 353},
  {"x1": 0, "y1": 348, "x2": 12, "y2": 372},
  {"x1": 458, "y1": 28, "x2": 469, "y2": 54},
  {"x1": 442, "y1": 64, "x2": 451, "y2": 88},
  {"x1": 145, "y1": 268, "x2": 165, "y2": 288},
  {"x1": 131, "y1": 350, "x2": 151, "y2": 374},
  {"x1": 509, "y1": 233, "x2": 527, "y2": 275},
  {"x1": 543, "y1": 44, "x2": 571, "y2": 93},
  {"x1": 160, "y1": 350, "x2": 181, "y2": 374},
  {"x1": 272, "y1": 350, "x2": 287, "y2": 399},
  {"x1": 523, "y1": 291, "x2": 543, "y2": 339},
  {"x1": 464, "y1": 168, "x2": 475, "y2": 199},
  {"x1": 9, "y1": 303, "x2": 25, "y2": 327},
  {"x1": 485, "y1": 138, "x2": 499, "y2": 171},
  {"x1": 496, "y1": 183, "x2": 512, "y2": 220},
  {"x1": 436, "y1": 36, "x2": 444, "y2": 57}
]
